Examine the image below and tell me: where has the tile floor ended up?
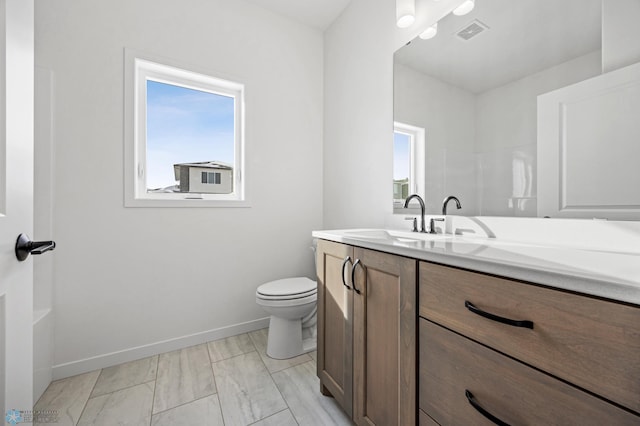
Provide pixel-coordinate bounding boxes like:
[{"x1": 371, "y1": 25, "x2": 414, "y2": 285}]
[{"x1": 34, "y1": 329, "x2": 353, "y2": 426}]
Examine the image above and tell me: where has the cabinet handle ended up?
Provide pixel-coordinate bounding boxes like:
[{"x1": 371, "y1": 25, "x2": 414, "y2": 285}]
[
  {"x1": 341, "y1": 256, "x2": 352, "y2": 290},
  {"x1": 465, "y1": 390, "x2": 511, "y2": 426},
  {"x1": 465, "y1": 301, "x2": 534, "y2": 329},
  {"x1": 351, "y1": 259, "x2": 362, "y2": 294}
]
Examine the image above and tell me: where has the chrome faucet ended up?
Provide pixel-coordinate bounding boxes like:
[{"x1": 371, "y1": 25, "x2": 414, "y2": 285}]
[
  {"x1": 442, "y1": 195, "x2": 462, "y2": 215},
  {"x1": 404, "y1": 194, "x2": 427, "y2": 233}
]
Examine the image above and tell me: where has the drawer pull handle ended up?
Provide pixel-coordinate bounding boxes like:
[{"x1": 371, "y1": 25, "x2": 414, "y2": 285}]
[
  {"x1": 465, "y1": 301, "x2": 534, "y2": 329},
  {"x1": 351, "y1": 259, "x2": 362, "y2": 294},
  {"x1": 465, "y1": 390, "x2": 511, "y2": 426},
  {"x1": 341, "y1": 256, "x2": 353, "y2": 290}
]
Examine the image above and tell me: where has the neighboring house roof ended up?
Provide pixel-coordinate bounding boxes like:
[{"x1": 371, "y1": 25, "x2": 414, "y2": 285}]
[{"x1": 173, "y1": 161, "x2": 233, "y2": 180}]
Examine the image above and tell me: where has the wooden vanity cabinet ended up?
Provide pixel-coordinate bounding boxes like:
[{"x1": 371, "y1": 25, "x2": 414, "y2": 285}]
[
  {"x1": 316, "y1": 239, "x2": 417, "y2": 425},
  {"x1": 317, "y1": 238, "x2": 640, "y2": 425},
  {"x1": 418, "y1": 261, "x2": 640, "y2": 425}
]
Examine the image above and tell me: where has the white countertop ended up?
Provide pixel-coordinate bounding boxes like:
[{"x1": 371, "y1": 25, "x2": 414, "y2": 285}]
[{"x1": 312, "y1": 229, "x2": 640, "y2": 306}]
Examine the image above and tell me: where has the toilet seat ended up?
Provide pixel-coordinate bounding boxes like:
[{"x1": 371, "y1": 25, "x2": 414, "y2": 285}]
[
  {"x1": 256, "y1": 292, "x2": 317, "y2": 308},
  {"x1": 256, "y1": 277, "x2": 317, "y2": 301}
]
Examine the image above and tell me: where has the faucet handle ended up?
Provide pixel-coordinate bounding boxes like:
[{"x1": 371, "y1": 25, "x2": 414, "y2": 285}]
[
  {"x1": 405, "y1": 217, "x2": 418, "y2": 232},
  {"x1": 429, "y1": 217, "x2": 445, "y2": 234}
]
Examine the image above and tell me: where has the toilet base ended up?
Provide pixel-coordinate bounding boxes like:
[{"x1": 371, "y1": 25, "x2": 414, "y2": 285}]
[{"x1": 266, "y1": 316, "x2": 316, "y2": 360}]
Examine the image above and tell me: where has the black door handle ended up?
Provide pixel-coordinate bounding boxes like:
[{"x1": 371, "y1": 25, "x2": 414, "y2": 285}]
[{"x1": 15, "y1": 233, "x2": 56, "y2": 261}]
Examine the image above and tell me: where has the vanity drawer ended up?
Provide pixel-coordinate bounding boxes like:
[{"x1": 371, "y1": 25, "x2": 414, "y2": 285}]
[
  {"x1": 419, "y1": 261, "x2": 640, "y2": 413},
  {"x1": 419, "y1": 319, "x2": 640, "y2": 425},
  {"x1": 419, "y1": 409, "x2": 439, "y2": 426}
]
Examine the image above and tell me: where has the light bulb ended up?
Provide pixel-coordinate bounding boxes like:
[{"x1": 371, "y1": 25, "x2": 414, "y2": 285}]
[
  {"x1": 397, "y1": 14, "x2": 416, "y2": 28},
  {"x1": 396, "y1": 0, "x2": 416, "y2": 28},
  {"x1": 453, "y1": 0, "x2": 475, "y2": 16},
  {"x1": 419, "y1": 23, "x2": 438, "y2": 40}
]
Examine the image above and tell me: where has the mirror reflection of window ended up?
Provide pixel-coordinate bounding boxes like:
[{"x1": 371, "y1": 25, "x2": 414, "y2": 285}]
[
  {"x1": 393, "y1": 131, "x2": 411, "y2": 202},
  {"x1": 393, "y1": 122, "x2": 425, "y2": 208}
]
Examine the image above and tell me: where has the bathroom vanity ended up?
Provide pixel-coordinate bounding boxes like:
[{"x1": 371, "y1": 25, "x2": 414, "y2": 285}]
[{"x1": 313, "y1": 229, "x2": 640, "y2": 425}]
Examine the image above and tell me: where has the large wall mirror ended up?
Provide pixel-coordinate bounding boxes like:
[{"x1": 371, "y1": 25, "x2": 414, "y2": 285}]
[{"x1": 393, "y1": 0, "x2": 640, "y2": 220}]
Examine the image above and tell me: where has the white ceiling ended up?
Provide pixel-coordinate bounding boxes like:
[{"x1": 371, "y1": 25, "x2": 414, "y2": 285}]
[
  {"x1": 244, "y1": 0, "x2": 352, "y2": 30},
  {"x1": 395, "y1": 0, "x2": 602, "y2": 93}
]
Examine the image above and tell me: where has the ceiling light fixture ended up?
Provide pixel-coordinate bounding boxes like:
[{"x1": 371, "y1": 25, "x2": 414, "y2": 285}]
[
  {"x1": 413, "y1": 0, "x2": 478, "y2": 41},
  {"x1": 453, "y1": 0, "x2": 475, "y2": 16},
  {"x1": 419, "y1": 22, "x2": 438, "y2": 40},
  {"x1": 396, "y1": 0, "x2": 416, "y2": 28}
]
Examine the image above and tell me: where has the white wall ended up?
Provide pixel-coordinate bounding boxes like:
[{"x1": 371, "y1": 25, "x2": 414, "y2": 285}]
[
  {"x1": 322, "y1": 0, "x2": 395, "y2": 229},
  {"x1": 394, "y1": 63, "x2": 477, "y2": 215},
  {"x1": 35, "y1": 0, "x2": 323, "y2": 377}
]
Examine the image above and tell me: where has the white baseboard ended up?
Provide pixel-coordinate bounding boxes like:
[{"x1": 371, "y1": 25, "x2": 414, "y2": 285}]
[{"x1": 52, "y1": 317, "x2": 270, "y2": 380}]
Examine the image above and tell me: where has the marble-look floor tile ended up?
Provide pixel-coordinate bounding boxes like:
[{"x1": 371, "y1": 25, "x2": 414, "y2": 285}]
[
  {"x1": 309, "y1": 350, "x2": 317, "y2": 362},
  {"x1": 273, "y1": 361, "x2": 352, "y2": 426},
  {"x1": 151, "y1": 395, "x2": 224, "y2": 426},
  {"x1": 207, "y1": 333, "x2": 255, "y2": 362},
  {"x1": 249, "y1": 409, "x2": 299, "y2": 426},
  {"x1": 34, "y1": 370, "x2": 100, "y2": 426},
  {"x1": 248, "y1": 328, "x2": 311, "y2": 373},
  {"x1": 153, "y1": 344, "x2": 216, "y2": 414},
  {"x1": 213, "y1": 351, "x2": 287, "y2": 426},
  {"x1": 77, "y1": 382, "x2": 154, "y2": 426},
  {"x1": 91, "y1": 355, "x2": 158, "y2": 397}
]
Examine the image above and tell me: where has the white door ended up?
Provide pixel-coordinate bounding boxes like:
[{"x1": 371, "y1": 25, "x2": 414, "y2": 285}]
[{"x1": 0, "y1": 0, "x2": 35, "y2": 418}]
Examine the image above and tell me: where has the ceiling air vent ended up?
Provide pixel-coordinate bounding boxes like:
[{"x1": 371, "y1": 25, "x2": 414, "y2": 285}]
[{"x1": 455, "y1": 19, "x2": 489, "y2": 41}]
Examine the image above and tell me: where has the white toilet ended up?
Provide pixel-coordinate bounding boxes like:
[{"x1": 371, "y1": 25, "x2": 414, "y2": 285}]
[{"x1": 256, "y1": 277, "x2": 317, "y2": 359}]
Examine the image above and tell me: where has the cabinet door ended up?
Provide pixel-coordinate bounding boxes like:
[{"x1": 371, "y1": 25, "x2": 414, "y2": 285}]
[
  {"x1": 353, "y1": 248, "x2": 416, "y2": 426},
  {"x1": 316, "y1": 239, "x2": 354, "y2": 417}
]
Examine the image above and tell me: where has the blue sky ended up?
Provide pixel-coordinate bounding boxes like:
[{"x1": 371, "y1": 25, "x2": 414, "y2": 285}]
[
  {"x1": 146, "y1": 80, "x2": 235, "y2": 189},
  {"x1": 393, "y1": 132, "x2": 410, "y2": 180}
]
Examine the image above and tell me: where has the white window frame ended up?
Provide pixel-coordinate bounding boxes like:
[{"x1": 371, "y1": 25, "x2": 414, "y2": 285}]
[
  {"x1": 393, "y1": 121, "x2": 425, "y2": 211},
  {"x1": 124, "y1": 49, "x2": 248, "y2": 207}
]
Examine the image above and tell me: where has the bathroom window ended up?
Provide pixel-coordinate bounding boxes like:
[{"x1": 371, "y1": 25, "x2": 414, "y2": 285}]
[
  {"x1": 124, "y1": 50, "x2": 247, "y2": 207},
  {"x1": 393, "y1": 122, "x2": 425, "y2": 209}
]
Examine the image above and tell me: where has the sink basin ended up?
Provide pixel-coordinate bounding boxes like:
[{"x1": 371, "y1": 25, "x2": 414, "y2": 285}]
[
  {"x1": 343, "y1": 229, "x2": 452, "y2": 245},
  {"x1": 343, "y1": 230, "x2": 392, "y2": 240}
]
